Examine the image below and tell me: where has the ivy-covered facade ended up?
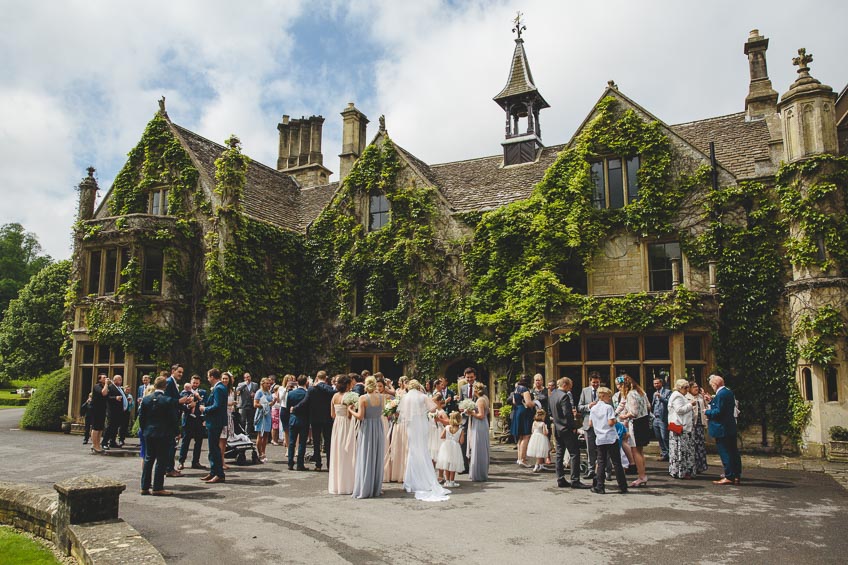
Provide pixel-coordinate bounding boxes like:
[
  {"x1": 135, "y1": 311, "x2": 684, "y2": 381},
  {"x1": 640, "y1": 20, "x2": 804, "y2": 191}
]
[{"x1": 67, "y1": 30, "x2": 847, "y2": 456}]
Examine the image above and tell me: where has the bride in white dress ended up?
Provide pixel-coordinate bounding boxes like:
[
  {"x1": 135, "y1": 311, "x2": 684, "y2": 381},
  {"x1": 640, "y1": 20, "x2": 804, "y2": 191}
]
[{"x1": 398, "y1": 380, "x2": 450, "y2": 502}]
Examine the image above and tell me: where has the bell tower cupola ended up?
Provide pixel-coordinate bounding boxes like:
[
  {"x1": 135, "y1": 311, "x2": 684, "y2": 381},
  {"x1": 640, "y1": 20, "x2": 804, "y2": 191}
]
[{"x1": 493, "y1": 12, "x2": 549, "y2": 166}]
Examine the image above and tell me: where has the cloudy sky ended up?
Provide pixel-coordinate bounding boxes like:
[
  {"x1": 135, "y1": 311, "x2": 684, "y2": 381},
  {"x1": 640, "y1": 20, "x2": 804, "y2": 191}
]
[{"x1": 1, "y1": 0, "x2": 845, "y2": 260}]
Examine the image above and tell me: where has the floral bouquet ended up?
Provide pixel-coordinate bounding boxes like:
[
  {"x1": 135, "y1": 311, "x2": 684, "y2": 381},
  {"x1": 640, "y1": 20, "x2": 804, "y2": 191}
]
[
  {"x1": 458, "y1": 399, "x2": 476, "y2": 413},
  {"x1": 342, "y1": 391, "x2": 360, "y2": 406},
  {"x1": 383, "y1": 398, "x2": 400, "y2": 420}
]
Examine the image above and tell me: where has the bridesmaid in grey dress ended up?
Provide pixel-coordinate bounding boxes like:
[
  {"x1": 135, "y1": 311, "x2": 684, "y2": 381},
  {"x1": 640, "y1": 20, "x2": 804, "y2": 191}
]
[
  {"x1": 465, "y1": 382, "x2": 490, "y2": 482},
  {"x1": 349, "y1": 376, "x2": 385, "y2": 498}
]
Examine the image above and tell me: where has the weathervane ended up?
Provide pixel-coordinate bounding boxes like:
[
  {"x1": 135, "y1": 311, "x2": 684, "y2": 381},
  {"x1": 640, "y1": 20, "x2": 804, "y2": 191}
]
[
  {"x1": 512, "y1": 11, "x2": 526, "y2": 39},
  {"x1": 792, "y1": 48, "x2": 813, "y2": 77}
]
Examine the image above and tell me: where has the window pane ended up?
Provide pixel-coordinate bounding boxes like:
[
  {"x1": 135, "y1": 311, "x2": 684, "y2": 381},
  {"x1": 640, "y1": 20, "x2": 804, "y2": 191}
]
[
  {"x1": 586, "y1": 337, "x2": 610, "y2": 361},
  {"x1": 369, "y1": 194, "x2": 389, "y2": 231},
  {"x1": 590, "y1": 162, "x2": 606, "y2": 209},
  {"x1": 80, "y1": 367, "x2": 93, "y2": 406},
  {"x1": 103, "y1": 249, "x2": 118, "y2": 294},
  {"x1": 150, "y1": 191, "x2": 161, "y2": 215},
  {"x1": 381, "y1": 277, "x2": 399, "y2": 311},
  {"x1": 645, "y1": 365, "x2": 671, "y2": 384},
  {"x1": 87, "y1": 250, "x2": 102, "y2": 295},
  {"x1": 684, "y1": 336, "x2": 703, "y2": 360},
  {"x1": 142, "y1": 248, "x2": 164, "y2": 295},
  {"x1": 97, "y1": 346, "x2": 110, "y2": 364},
  {"x1": 558, "y1": 338, "x2": 582, "y2": 362},
  {"x1": 649, "y1": 242, "x2": 680, "y2": 291},
  {"x1": 608, "y1": 158, "x2": 624, "y2": 209},
  {"x1": 614, "y1": 337, "x2": 639, "y2": 360},
  {"x1": 615, "y1": 365, "x2": 640, "y2": 384},
  {"x1": 826, "y1": 366, "x2": 838, "y2": 401},
  {"x1": 162, "y1": 190, "x2": 169, "y2": 215},
  {"x1": 559, "y1": 365, "x2": 585, "y2": 386},
  {"x1": 644, "y1": 335, "x2": 670, "y2": 360},
  {"x1": 82, "y1": 344, "x2": 95, "y2": 364},
  {"x1": 626, "y1": 156, "x2": 640, "y2": 202},
  {"x1": 802, "y1": 367, "x2": 813, "y2": 401},
  {"x1": 686, "y1": 365, "x2": 704, "y2": 388},
  {"x1": 112, "y1": 346, "x2": 125, "y2": 364}
]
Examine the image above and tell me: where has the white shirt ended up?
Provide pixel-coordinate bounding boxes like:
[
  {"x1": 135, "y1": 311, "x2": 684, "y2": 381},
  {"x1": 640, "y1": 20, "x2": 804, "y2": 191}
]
[{"x1": 590, "y1": 402, "x2": 618, "y2": 445}]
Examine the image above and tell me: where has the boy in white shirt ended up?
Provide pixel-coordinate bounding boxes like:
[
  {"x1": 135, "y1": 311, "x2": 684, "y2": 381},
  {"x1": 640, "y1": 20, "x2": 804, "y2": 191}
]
[{"x1": 588, "y1": 387, "x2": 628, "y2": 494}]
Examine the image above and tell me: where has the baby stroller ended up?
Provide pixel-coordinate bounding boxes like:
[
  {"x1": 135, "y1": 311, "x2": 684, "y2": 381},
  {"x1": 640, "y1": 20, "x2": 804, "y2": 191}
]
[{"x1": 225, "y1": 416, "x2": 260, "y2": 465}]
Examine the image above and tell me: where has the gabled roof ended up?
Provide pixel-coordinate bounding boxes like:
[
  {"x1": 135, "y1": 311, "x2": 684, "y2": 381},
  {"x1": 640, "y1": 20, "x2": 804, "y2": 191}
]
[
  {"x1": 299, "y1": 182, "x2": 338, "y2": 231},
  {"x1": 493, "y1": 38, "x2": 549, "y2": 109},
  {"x1": 670, "y1": 113, "x2": 771, "y2": 179}
]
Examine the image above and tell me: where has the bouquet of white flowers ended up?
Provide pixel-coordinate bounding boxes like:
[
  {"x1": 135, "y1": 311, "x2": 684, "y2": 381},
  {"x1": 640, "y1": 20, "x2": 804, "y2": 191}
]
[
  {"x1": 342, "y1": 391, "x2": 360, "y2": 406},
  {"x1": 458, "y1": 399, "x2": 476, "y2": 413},
  {"x1": 383, "y1": 398, "x2": 400, "y2": 419}
]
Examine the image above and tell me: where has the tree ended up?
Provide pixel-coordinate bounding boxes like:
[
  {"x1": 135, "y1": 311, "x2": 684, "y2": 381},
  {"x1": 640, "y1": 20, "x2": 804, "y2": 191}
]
[
  {"x1": 0, "y1": 260, "x2": 70, "y2": 385},
  {"x1": 0, "y1": 223, "x2": 52, "y2": 317}
]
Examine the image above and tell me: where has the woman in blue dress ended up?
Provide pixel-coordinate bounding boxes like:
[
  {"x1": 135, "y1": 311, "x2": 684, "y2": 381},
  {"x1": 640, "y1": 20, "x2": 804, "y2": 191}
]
[
  {"x1": 253, "y1": 378, "x2": 276, "y2": 463},
  {"x1": 510, "y1": 376, "x2": 534, "y2": 468},
  {"x1": 349, "y1": 376, "x2": 386, "y2": 498}
]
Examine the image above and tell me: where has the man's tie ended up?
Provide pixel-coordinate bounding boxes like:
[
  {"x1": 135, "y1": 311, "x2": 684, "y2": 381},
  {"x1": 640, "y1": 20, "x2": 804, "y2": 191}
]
[{"x1": 592, "y1": 389, "x2": 596, "y2": 402}]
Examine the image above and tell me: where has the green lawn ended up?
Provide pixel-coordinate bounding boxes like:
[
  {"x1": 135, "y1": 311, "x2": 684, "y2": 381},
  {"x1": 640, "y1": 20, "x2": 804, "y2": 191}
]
[
  {"x1": 0, "y1": 389, "x2": 29, "y2": 406},
  {"x1": 0, "y1": 526, "x2": 60, "y2": 564}
]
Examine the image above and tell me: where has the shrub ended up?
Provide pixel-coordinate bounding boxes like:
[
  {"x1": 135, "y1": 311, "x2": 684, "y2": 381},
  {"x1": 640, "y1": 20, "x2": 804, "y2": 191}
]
[
  {"x1": 829, "y1": 426, "x2": 848, "y2": 442},
  {"x1": 20, "y1": 367, "x2": 69, "y2": 431}
]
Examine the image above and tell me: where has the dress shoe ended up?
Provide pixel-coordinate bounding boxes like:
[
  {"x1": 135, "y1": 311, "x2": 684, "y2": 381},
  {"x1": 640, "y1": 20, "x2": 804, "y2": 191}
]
[
  {"x1": 108, "y1": 442, "x2": 121, "y2": 449},
  {"x1": 296, "y1": 466, "x2": 308, "y2": 471},
  {"x1": 733, "y1": 478, "x2": 742, "y2": 485},
  {"x1": 205, "y1": 476, "x2": 225, "y2": 484},
  {"x1": 590, "y1": 486, "x2": 605, "y2": 494},
  {"x1": 570, "y1": 482, "x2": 589, "y2": 489},
  {"x1": 713, "y1": 477, "x2": 734, "y2": 485},
  {"x1": 618, "y1": 487, "x2": 628, "y2": 494},
  {"x1": 116, "y1": 442, "x2": 125, "y2": 448},
  {"x1": 82, "y1": 439, "x2": 89, "y2": 445},
  {"x1": 199, "y1": 474, "x2": 214, "y2": 481},
  {"x1": 557, "y1": 479, "x2": 568, "y2": 488},
  {"x1": 176, "y1": 463, "x2": 185, "y2": 471},
  {"x1": 190, "y1": 464, "x2": 206, "y2": 470},
  {"x1": 101, "y1": 444, "x2": 110, "y2": 451},
  {"x1": 583, "y1": 471, "x2": 596, "y2": 480},
  {"x1": 151, "y1": 490, "x2": 174, "y2": 496},
  {"x1": 287, "y1": 465, "x2": 294, "y2": 471},
  {"x1": 165, "y1": 470, "x2": 184, "y2": 478},
  {"x1": 140, "y1": 489, "x2": 150, "y2": 495},
  {"x1": 313, "y1": 467, "x2": 323, "y2": 472}
]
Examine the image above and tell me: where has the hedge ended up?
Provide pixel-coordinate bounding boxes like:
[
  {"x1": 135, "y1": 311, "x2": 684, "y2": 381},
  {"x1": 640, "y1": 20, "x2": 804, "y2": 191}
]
[{"x1": 19, "y1": 368, "x2": 69, "y2": 431}]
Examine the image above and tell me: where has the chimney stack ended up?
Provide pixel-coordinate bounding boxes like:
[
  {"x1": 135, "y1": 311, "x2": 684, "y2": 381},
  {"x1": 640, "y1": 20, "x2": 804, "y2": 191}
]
[
  {"x1": 744, "y1": 29, "x2": 779, "y2": 120},
  {"x1": 277, "y1": 115, "x2": 332, "y2": 187},
  {"x1": 77, "y1": 166, "x2": 98, "y2": 221},
  {"x1": 339, "y1": 103, "x2": 369, "y2": 183}
]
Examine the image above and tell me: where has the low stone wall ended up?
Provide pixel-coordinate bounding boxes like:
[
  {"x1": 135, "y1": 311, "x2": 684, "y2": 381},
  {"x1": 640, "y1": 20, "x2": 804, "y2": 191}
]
[{"x1": 0, "y1": 476, "x2": 164, "y2": 565}]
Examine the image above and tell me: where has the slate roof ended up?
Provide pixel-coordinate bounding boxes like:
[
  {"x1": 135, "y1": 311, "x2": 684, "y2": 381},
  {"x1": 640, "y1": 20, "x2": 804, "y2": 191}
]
[
  {"x1": 494, "y1": 39, "x2": 549, "y2": 109},
  {"x1": 669, "y1": 112, "x2": 771, "y2": 179},
  {"x1": 172, "y1": 124, "x2": 305, "y2": 232},
  {"x1": 428, "y1": 144, "x2": 564, "y2": 212},
  {"x1": 299, "y1": 182, "x2": 338, "y2": 231}
]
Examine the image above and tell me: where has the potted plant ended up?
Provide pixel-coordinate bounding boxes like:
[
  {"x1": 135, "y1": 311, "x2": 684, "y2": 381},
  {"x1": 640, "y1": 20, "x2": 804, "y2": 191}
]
[
  {"x1": 60, "y1": 415, "x2": 73, "y2": 434},
  {"x1": 827, "y1": 426, "x2": 848, "y2": 462}
]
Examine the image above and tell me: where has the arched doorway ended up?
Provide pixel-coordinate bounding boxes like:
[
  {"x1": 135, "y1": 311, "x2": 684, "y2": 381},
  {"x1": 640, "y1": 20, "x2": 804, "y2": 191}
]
[{"x1": 442, "y1": 359, "x2": 489, "y2": 392}]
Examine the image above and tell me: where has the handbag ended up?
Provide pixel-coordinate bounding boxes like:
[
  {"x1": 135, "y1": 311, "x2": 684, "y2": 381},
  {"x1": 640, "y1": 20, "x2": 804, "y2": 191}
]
[{"x1": 668, "y1": 421, "x2": 683, "y2": 434}]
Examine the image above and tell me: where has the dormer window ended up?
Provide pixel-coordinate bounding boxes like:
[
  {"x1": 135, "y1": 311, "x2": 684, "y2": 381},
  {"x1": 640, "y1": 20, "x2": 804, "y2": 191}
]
[
  {"x1": 369, "y1": 193, "x2": 389, "y2": 231},
  {"x1": 149, "y1": 188, "x2": 169, "y2": 215},
  {"x1": 590, "y1": 156, "x2": 640, "y2": 209}
]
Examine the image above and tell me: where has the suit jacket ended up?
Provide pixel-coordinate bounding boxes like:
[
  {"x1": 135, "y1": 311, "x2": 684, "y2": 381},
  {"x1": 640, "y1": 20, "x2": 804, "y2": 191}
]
[
  {"x1": 352, "y1": 383, "x2": 365, "y2": 395},
  {"x1": 577, "y1": 386, "x2": 598, "y2": 430},
  {"x1": 293, "y1": 382, "x2": 335, "y2": 424},
  {"x1": 181, "y1": 388, "x2": 207, "y2": 426},
  {"x1": 549, "y1": 388, "x2": 578, "y2": 436},
  {"x1": 106, "y1": 383, "x2": 124, "y2": 416},
  {"x1": 236, "y1": 381, "x2": 258, "y2": 409},
  {"x1": 137, "y1": 384, "x2": 147, "y2": 401},
  {"x1": 460, "y1": 383, "x2": 474, "y2": 401},
  {"x1": 138, "y1": 391, "x2": 179, "y2": 439},
  {"x1": 440, "y1": 388, "x2": 457, "y2": 413},
  {"x1": 705, "y1": 386, "x2": 737, "y2": 438},
  {"x1": 204, "y1": 382, "x2": 229, "y2": 430},
  {"x1": 286, "y1": 387, "x2": 309, "y2": 428},
  {"x1": 165, "y1": 376, "x2": 180, "y2": 402}
]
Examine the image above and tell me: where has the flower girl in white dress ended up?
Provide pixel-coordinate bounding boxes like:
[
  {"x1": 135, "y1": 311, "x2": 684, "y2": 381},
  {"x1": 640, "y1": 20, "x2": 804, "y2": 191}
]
[
  {"x1": 437, "y1": 412, "x2": 465, "y2": 488},
  {"x1": 526, "y1": 409, "x2": 550, "y2": 472}
]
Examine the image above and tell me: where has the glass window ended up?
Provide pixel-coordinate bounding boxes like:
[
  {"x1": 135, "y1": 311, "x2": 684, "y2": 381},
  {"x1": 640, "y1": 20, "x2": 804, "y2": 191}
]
[
  {"x1": 559, "y1": 339, "x2": 582, "y2": 362},
  {"x1": 649, "y1": 242, "x2": 681, "y2": 291},
  {"x1": 103, "y1": 248, "x2": 118, "y2": 294},
  {"x1": 802, "y1": 367, "x2": 814, "y2": 401},
  {"x1": 559, "y1": 365, "x2": 584, "y2": 385},
  {"x1": 82, "y1": 344, "x2": 95, "y2": 364},
  {"x1": 369, "y1": 194, "x2": 390, "y2": 231},
  {"x1": 97, "y1": 345, "x2": 111, "y2": 364},
  {"x1": 826, "y1": 366, "x2": 839, "y2": 401},
  {"x1": 87, "y1": 250, "x2": 102, "y2": 295},
  {"x1": 349, "y1": 357, "x2": 373, "y2": 375},
  {"x1": 644, "y1": 335, "x2": 670, "y2": 360},
  {"x1": 684, "y1": 336, "x2": 703, "y2": 360},
  {"x1": 586, "y1": 337, "x2": 610, "y2": 361},
  {"x1": 149, "y1": 189, "x2": 169, "y2": 215},
  {"x1": 614, "y1": 337, "x2": 639, "y2": 360},
  {"x1": 608, "y1": 158, "x2": 624, "y2": 209},
  {"x1": 141, "y1": 248, "x2": 164, "y2": 295},
  {"x1": 591, "y1": 162, "x2": 606, "y2": 209},
  {"x1": 378, "y1": 356, "x2": 403, "y2": 381},
  {"x1": 381, "y1": 277, "x2": 399, "y2": 312},
  {"x1": 626, "y1": 156, "x2": 640, "y2": 202}
]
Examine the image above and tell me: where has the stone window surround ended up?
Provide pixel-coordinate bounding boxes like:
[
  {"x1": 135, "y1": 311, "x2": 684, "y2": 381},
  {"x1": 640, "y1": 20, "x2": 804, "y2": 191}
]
[
  {"x1": 147, "y1": 187, "x2": 169, "y2": 215},
  {"x1": 590, "y1": 155, "x2": 640, "y2": 210},
  {"x1": 367, "y1": 192, "x2": 390, "y2": 231}
]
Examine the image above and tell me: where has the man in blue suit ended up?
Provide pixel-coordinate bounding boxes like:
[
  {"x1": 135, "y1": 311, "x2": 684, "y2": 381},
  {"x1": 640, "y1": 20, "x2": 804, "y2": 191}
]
[
  {"x1": 138, "y1": 376, "x2": 179, "y2": 496},
  {"x1": 286, "y1": 374, "x2": 310, "y2": 471},
  {"x1": 200, "y1": 368, "x2": 228, "y2": 483},
  {"x1": 705, "y1": 373, "x2": 742, "y2": 485}
]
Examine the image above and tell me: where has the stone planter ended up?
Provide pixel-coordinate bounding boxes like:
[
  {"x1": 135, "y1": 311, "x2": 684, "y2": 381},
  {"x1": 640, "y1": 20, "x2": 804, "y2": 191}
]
[
  {"x1": 827, "y1": 440, "x2": 848, "y2": 462},
  {"x1": 61, "y1": 421, "x2": 72, "y2": 434}
]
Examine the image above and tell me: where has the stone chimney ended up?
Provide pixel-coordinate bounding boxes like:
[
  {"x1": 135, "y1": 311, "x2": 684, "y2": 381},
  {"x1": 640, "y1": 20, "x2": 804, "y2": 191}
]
[
  {"x1": 77, "y1": 166, "x2": 98, "y2": 221},
  {"x1": 778, "y1": 47, "x2": 838, "y2": 162},
  {"x1": 277, "y1": 115, "x2": 332, "y2": 187},
  {"x1": 338, "y1": 103, "x2": 369, "y2": 183},
  {"x1": 744, "y1": 30, "x2": 779, "y2": 120}
]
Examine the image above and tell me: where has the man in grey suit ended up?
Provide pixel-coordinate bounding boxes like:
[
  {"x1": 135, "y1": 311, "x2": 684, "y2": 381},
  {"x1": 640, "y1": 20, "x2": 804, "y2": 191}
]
[
  {"x1": 549, "y1": 377, "x2": 588, "y2": 489},
  {"x1": 577, "y1": 371, "x2": 602, "y2": 479}
]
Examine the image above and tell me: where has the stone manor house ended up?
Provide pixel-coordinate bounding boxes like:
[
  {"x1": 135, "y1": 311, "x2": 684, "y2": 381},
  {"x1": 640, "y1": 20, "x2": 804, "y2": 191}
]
[{"x1": 67, "y1": 29, "x2": 847, "y2": 455}]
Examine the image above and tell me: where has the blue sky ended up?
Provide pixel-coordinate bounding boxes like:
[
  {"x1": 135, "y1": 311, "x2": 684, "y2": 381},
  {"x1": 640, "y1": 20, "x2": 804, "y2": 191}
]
[{"x1": 0, "y1": 0, "x2": 845, "y2": 260}]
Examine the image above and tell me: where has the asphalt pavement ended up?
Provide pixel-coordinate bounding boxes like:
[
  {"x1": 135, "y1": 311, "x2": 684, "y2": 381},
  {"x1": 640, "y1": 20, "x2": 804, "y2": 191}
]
[{"x1": 1, "y1": 408, "x2": 846, "y2": 565}]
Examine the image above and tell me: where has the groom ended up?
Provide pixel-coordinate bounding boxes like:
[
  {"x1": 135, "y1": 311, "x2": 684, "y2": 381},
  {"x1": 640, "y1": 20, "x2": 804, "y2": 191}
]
[
  {"x1": 706, "y1": 373, "x2": 742, "y2": 485},
  {"x1": 459, "y1": 367, "x2": 476, "y2": 474}
]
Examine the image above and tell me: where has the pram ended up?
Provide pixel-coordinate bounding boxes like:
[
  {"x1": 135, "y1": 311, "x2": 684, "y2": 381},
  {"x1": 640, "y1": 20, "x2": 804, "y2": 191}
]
[{"x1": 225, "y1": 415, "x2": 260, "y2": 465}]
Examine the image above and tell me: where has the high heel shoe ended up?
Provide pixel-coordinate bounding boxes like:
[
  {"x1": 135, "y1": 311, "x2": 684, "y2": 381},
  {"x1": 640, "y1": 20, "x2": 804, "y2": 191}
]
[
  {"x1": 90, "y1": 447, "x2": 104, "y2": 455},
  {"x1": 629, "y1": 478, "x2": 648, "y2": 487}
]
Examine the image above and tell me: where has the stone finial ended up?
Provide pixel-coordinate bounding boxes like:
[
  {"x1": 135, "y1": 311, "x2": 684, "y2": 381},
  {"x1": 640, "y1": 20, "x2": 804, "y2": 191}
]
[
  {"x1": 792, "y1": 48, "x2": 813, "y2": 78},
  {"x1": 607, "y1": 79, "x2": 618, "y2": 90},
  {"x1": 379, "y1": 114, "x2": 386, "y2": 133},
  {"x1": 158, "y1": 96, "x2": 166, "y2": 115},
  {"x1": 86, "y1": 166, "x2": 95, "y2": 179},
  {"x1": 512, "y1": 11, "x2": 526, "y2": 39}
]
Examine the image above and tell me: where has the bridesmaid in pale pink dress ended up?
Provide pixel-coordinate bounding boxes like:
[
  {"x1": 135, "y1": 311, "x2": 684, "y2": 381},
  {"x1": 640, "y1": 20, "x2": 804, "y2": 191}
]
[
  {"x1": 329, "y1": 375, "x2": 358, "y2": 495},
  {"x1": 385, "y1": 377, "x2": 409, "y2": 482}
]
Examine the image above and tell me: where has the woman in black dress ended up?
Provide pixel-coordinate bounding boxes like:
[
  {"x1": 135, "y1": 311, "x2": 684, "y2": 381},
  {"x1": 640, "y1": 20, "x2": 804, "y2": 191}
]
[{"x1": 89, "y1": 374, "x2": 109, "y2": 454}]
